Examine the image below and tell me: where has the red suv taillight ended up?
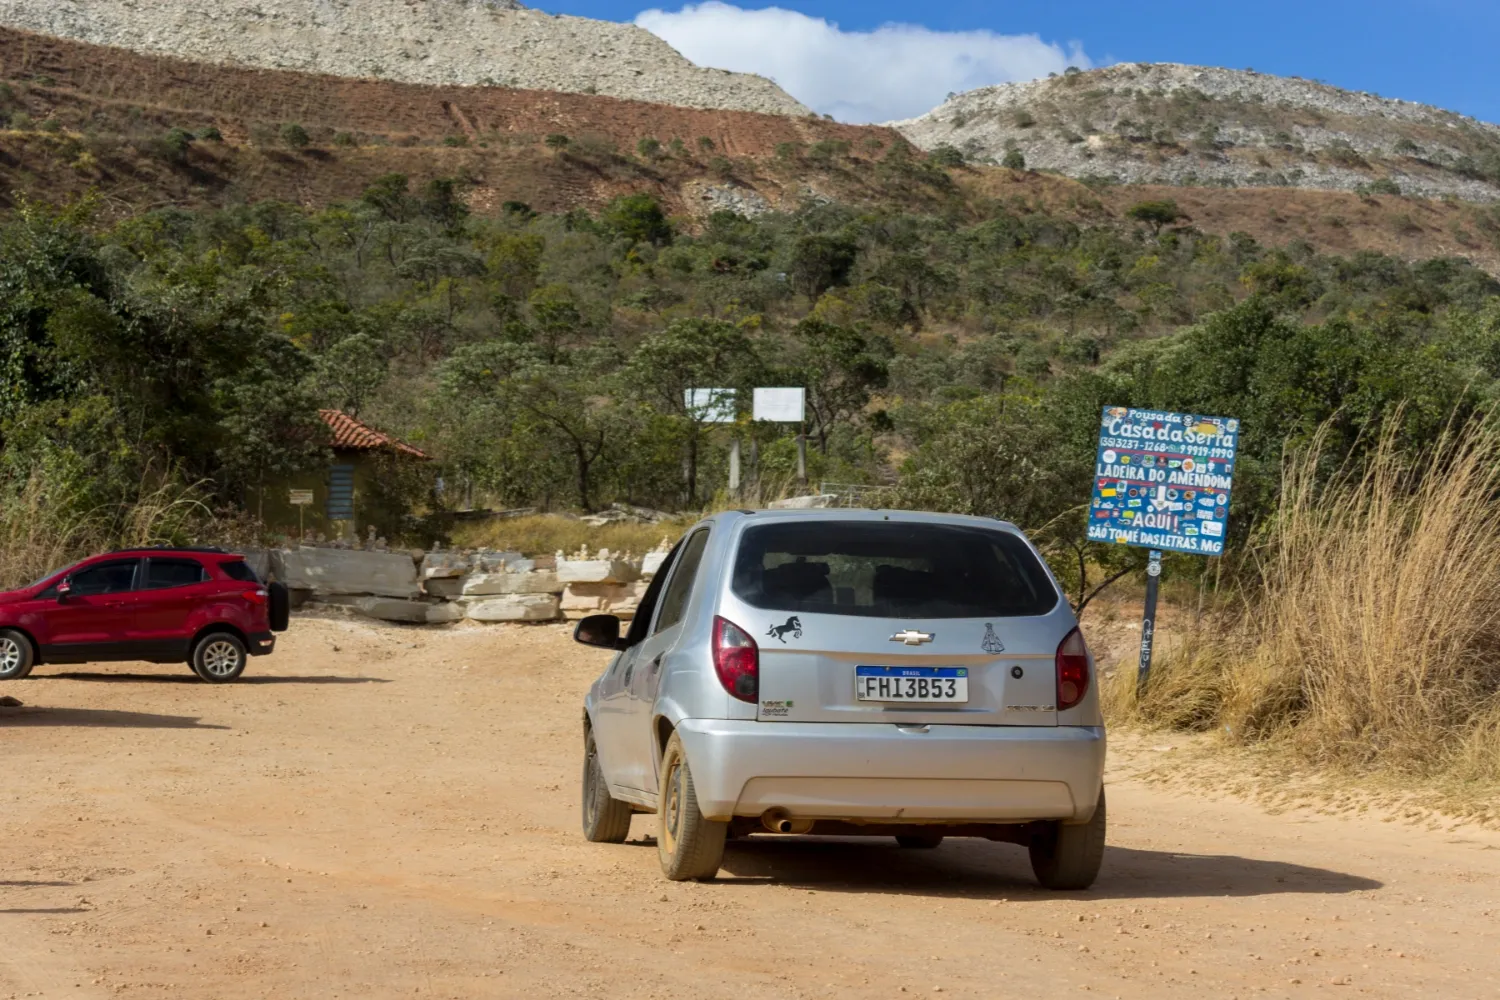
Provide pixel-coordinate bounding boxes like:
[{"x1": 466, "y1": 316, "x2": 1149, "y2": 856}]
[
  {"x1": 712, "y1": 616, "x2": 759, "y2": 703},
  {"x1": 1055, "y1": 628, "x2": 1091, "y2": 711},
  {"x1": 243, "y1": 588, "x2": 269, "y2": 606}
]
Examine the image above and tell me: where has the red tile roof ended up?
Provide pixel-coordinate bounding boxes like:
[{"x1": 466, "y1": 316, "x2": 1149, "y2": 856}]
[{"x1": 319, "y1": 410, "x2": 430, "y2": 460}]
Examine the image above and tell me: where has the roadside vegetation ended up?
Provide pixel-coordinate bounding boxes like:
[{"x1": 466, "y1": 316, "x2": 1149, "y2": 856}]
[
  {"x1": 3, "y1": 180, "x2": 1500, "y2": 783},
  {"x1": 1107, "y1": 415, "x2": 1500, "y2": 786}
]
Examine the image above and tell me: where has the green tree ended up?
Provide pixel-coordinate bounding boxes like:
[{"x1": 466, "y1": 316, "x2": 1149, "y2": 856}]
[
  {"x1": 624, "y1": 318, "x2": 761, "y2": 506},
  {"x1": 790, "y1": 318, "x2": 890, "y2": 453},
  {"x1": 280, "y1": 123, "x2": 311, "y2": 149},
  {"x1": 1126, "y1": 199, "x2": 1186, "y2": 236},
  {"x1": 602, "y1": 194, "x2": 673, "y2": 247}
]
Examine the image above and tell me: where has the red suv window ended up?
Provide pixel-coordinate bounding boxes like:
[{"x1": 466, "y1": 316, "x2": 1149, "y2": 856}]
[{"x1": 143, "y1": 558, "x2": 207, "y2": 590}]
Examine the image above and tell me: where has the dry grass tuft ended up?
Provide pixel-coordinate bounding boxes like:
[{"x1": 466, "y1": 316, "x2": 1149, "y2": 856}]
[{"x1": 1108, "y1": 415, "x2": 1500, "y2": 781}]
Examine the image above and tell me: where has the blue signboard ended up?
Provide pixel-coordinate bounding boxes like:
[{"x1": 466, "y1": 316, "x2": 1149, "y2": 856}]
[{"x1": 1087, "y1": 407, "x2": 1240, "y2": 556}]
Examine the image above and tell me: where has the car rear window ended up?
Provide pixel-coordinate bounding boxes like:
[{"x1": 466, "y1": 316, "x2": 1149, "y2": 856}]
[
  {"x1": 731, "y1": 520, "x2": 1059, "y2": 619},
  {"x1": 220, "y1": 560, "x2": 261, "y2": 583}
]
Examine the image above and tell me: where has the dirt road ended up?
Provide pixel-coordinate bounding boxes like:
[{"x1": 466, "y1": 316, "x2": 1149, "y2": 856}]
[{"x1": 3, "y1": 615, "x2": 1498, "y2": 999}]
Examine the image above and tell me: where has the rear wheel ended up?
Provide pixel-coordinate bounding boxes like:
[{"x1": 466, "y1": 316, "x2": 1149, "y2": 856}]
[
  {"x1": 895, "y1": 832, "x2": 945, "y2": 849},
  {"x1": 0, "y1": 630, "x2": 35, "y2": 680},
  {"x1": 657, "y1": 732, "x2": 727, "y2": 881},
  {"x1": 1029, "y1": 787, "x2": 1106, "y2": 890},
  {"x1": 581, "y1": 727, "x2": 633, "y2": 844},
  {"x1": 191, "y1": 632, "x2": 247, "y2": 684}
]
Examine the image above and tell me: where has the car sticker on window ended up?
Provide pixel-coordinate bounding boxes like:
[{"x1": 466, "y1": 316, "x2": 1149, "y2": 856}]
[{"x1": 982, "y1": 623, "x2": 1006, "y2": 654}]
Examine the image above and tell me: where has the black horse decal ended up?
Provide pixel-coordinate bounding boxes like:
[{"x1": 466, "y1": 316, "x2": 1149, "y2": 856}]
[{"x1": 766, "y1": 616, "x2": 803, "y2": 643}]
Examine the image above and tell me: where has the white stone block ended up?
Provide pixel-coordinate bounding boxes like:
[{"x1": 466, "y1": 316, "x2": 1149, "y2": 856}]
[
  {"x1": 426, "y1": 602, "x2": 466, "y2": 624},
  {"x1": 464, "y1": 595, "x2": 560, "y2": 623},
  {"x1": 356, "y1": 597, "x2": 432, "y2": 624},
  {"x1": 459, "y1": 570, "x2": 561, "y2": 596},
  {"x1": 555, "y1": 555, "x2": 640, "y2": 585},
  {"x1": 274, "y1": 548, "x2": 421, "y2": 599}
]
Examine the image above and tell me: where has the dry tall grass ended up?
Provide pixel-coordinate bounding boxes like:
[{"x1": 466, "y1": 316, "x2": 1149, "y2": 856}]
[
  {"x1": 0, "y1": 466, "x2": 212, "y2": 590},
  {"x1": 1107, "y1": 416, "x2": 1500, "y2": 780}
]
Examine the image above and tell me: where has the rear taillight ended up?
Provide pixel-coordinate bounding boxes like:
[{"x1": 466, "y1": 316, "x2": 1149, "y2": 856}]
[
  {"x1": 1055, "y1": 628, "x2": 1091, "y2": 711},
  {"x1": 712, "y1": 616, "x2": 759, "y2": 703},
  {"x1": 243, "y1": 588, "x2": 269, "y2": 606}
]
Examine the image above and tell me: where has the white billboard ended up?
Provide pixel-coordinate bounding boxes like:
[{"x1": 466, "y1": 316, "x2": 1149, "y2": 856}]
[
  {"x1": 753, "y1": 387, "x2": 805, "y2": 423},
  {"x1": 684, "y1": 388, "x2": 737, "y2": 424}
]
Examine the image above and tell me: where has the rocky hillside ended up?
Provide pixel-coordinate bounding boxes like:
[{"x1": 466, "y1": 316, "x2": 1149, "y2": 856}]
[
  {"x1": 894, "y1": 64, "x2": 1500, "y2": 202},
  {"x1": 0, "y1": 0, "x2": 811, "y2": 116}
]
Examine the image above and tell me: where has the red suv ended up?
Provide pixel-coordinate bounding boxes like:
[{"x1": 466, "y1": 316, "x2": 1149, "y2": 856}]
[{"x1": 0, "y1": 548, "x2": 290, "y2": 684}]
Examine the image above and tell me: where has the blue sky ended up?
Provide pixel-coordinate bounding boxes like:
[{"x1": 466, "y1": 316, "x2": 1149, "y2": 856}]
[{"x1": 539, "y1": 1, "x2": 1500, "y2": 124}]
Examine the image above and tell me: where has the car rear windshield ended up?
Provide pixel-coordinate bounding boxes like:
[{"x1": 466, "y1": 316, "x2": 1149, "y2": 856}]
[
  {"x1": 731, "y1": 520, "x2": 1059, "y2": 619},
  {"x1": 220, "y1": 560, "x2": 261, "y2": 583}
]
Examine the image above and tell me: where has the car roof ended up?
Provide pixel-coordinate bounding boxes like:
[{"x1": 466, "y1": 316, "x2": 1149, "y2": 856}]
[
  {"x1": 98, "y1": 547, "x2": 239, "y2": 559},
  {"x1": 710, "y1": 508, "x2": 1023, "y2": 533}
]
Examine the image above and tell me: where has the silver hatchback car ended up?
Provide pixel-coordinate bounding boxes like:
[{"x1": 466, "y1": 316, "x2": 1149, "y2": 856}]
[{"x1": 576, "y1": 509, "x2": 1106, "y2": 887}]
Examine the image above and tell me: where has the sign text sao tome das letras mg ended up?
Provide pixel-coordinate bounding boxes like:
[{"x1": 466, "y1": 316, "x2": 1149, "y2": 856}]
[{"x1": 1087, "y1": 407, "x2": 1240, "y2": 555}]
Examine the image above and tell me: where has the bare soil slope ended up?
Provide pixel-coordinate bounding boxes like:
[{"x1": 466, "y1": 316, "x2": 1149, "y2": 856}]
[{"x1": 3, "y1": 617, "x2": 1498, "y2": 999}]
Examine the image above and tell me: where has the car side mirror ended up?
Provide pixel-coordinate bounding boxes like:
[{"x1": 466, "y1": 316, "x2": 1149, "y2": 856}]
[
  {"x1": 56, "y1": 580, "x2": 72, "y2": 601},
  {"x1": 574, "y1": 614, "x2": 624, "y2": 650}
]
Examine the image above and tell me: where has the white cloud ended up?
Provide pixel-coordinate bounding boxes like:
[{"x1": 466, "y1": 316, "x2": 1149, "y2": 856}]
[{"x1": 635, "y1": 2, "x2": 1090, "y2": 123}]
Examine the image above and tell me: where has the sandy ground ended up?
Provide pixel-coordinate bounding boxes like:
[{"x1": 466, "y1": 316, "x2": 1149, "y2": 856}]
[{"x1": 3, "y1": 614, "x2": 1499, "y2": 1000}]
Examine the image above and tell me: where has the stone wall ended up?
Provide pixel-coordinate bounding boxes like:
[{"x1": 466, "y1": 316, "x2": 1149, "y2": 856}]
[{"x1": 263, "y1": 541, "x2": 672, "y2": 626}]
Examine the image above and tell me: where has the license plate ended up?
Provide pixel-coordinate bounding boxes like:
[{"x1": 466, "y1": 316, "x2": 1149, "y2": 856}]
[{"x1": 856, "y1": 667, "x2": 969, "y2": 703}]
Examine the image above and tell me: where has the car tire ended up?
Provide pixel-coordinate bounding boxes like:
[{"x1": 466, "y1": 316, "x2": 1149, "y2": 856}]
[
  {"x1": 0, "y1": 629, "x2": 35, "y2": 680},
  {"x1": 190, "y1": 631, "x2": 248, "y2": 684},
  {"x1": 1029, "y1": 787, "x2": 1106, "y2": 890},
  {"x1": 582, "y1": 727, "x2": 633, "y2": 844},
  {"x1": 656, "y1": 732, "x2": 727, "y2": 882},
  {"x1": 895, "y1": 833, "x2": 945, "y2": 849}
]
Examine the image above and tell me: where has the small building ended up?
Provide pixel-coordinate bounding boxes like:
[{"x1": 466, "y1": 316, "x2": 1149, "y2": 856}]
[{"x1": 249, "y1": 410, "x2": 433, "y2": 541}]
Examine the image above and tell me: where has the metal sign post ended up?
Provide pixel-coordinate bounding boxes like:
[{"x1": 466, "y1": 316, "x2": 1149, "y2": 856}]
[
  {"x1": 1087, "y1": 407, "x2": 1241, "y2": 698},
  {"x1": 1138, "y1": 549, "x2": 1163, "y2": 693},
  {"x1": 289, "y1": 489, "x2": 315, "y2": 540}
]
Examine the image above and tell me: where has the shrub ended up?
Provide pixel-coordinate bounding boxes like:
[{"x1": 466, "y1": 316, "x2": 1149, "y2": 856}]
[
  {"x1": 929, "y1": 144, "x2": 965, "y2": 167},
  {"x1": 807, "y1": 138, "x2": 851, "y2": 164},
  {"x1": 602, "y1": 193, "x2": 673, "y2": 246},
  {"x1": 697, "y1": 136, "x2": 715, "y2": 152},
  {"x1": 332, "y1": 131, "x2": 357, "y2": 147},
  {"x1": 774, "y1": 141, "x2": 802, "y2": 162},
  {"x1": 636, "y1": 136, "x2": 662, "y2": 158},
  {"x1": 1013, "y1": 109, "x2": 1037, "y2": 129},
  {"x1": 668, "y1": 137, "x2": 686, "y2": 156},
  {"x1": 544, "y1": 133, "x2": 570, "y2": 150},
  {"x1": 1393, "y1": 138, "x2": 1420, "y2": 156},
  {"x1": 1365, "y1": 177, "x2": 1403, "y2": 197},
  {"x1": 1002, "y1": 149, "x2": 1026, "y2": 170},
  {"x1": 709, "y1": 155, "x2": 734, "y2": 178},
  {"x1": 39, "y1": 117, "x2": 62, "y2": 134},
  {"x1": 196, "y1": 126, "x2": 224, "y2": 142},
  {"x1": 442, "y1": 134, "x2": 469, "y2": 147},
  {"x1": 280, "y1": 122, "x2": 311, "y2": 148}
]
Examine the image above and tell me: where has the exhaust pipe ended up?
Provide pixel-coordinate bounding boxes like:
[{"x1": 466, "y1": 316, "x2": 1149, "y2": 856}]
[{"x1": 761, "y1": 809, "x2": 814, "y2": 835}]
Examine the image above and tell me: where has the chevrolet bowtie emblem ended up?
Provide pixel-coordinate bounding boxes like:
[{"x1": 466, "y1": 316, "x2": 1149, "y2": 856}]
[{"x1": 890, "y1": 629, "x2": 935, "y2": 645}]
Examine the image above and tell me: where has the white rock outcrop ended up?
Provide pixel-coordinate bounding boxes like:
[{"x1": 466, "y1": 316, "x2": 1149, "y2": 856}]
[
  {"x1": 0, "y1": 0, "x2": 812, "y2": 116},
  {"x1": 891, "y1": 63, "x2": 1500, "y2": 202}
]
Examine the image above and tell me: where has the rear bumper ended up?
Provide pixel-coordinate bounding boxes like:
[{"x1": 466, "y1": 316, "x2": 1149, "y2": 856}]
[
  {"x1": 675, "y1": 720, "x2": 1105, "y2": 825},
  {"x1": 248, "y1": 631, "x2": 277, "y2": 657}
]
